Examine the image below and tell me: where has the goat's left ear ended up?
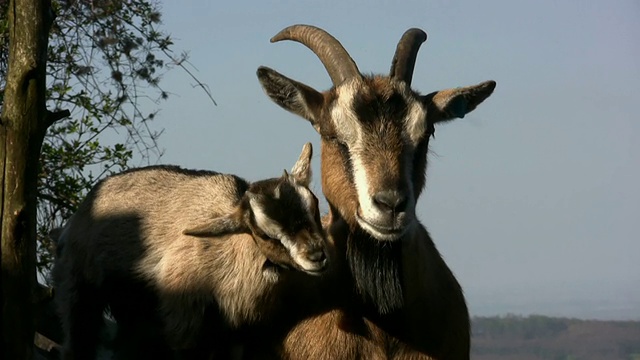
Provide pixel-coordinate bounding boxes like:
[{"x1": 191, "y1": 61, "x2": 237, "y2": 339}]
[
  {"x1": 182, "y1": 209, "x2": 248, "y2": 238},
  {"x1": 422, "y1": 80, "x2": 496, "y2": 123},
  {"x1": 289, "y1": 142, "x2": 313, "y2": 187}
]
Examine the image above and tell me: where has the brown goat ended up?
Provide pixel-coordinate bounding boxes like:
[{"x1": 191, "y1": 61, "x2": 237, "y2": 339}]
[
  {"x1": 253, "y1": 25, "x2": 496, "y2": 359},
  {"x1": 52, "y1": 143, "x2": 328, "y2": 360}
]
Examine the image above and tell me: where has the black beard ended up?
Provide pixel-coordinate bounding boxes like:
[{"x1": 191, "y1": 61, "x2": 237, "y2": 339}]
[{"x1": 347, "y1": 230, "x2": 404, "y2": 315}]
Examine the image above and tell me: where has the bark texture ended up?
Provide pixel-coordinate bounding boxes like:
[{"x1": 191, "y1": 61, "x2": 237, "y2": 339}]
[{"x1": 1, "y1": 1, "x2": 64, "y2": 358}]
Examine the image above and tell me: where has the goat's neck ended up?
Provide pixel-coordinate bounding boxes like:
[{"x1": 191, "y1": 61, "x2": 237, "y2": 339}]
[{"x1": 326, "y1": 204, "x2": 406, "y2": 317}]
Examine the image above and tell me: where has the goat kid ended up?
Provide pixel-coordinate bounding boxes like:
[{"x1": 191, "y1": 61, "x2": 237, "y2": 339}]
[{"x1": 52, "y1": 143, "x2": 327, "y2": 359}]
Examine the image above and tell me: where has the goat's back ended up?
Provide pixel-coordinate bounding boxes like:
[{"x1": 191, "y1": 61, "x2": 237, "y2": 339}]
[{"x1": 56, "y1": 165, "x2": 250, "y2": 284}]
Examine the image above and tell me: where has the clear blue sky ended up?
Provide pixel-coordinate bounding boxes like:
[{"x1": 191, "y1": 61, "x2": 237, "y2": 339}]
[{"x1": 140, "y1": 0, "x2": 639, "y2": 320}]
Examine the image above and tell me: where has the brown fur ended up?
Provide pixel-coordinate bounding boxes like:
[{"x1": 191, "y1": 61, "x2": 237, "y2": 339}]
[
  {"x1": 263, "y1": 222, "x2": 468, "y2": 360},
  {"x1": 255, "y1": 25, "x2": 496, "y2": 359}
]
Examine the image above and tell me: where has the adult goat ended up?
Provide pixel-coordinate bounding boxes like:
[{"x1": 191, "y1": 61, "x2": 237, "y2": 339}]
[
  {"x1": 255, "y1": 25, "x2": 496, "y2": 359},
  {"x1": 52, "y1": 143, "x2": 328, "y2": 360}
]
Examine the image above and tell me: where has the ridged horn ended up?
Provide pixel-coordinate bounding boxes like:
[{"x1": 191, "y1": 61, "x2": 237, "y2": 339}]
[
  {"x1": 389, "y1": 28, "x2": 427, "y2": 86},
  {"x1": 271, "y1": 24, "x2": 361, "y2": 86}
]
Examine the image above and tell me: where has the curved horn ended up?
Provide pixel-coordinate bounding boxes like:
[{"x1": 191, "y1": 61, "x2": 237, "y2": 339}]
[
  {"x1": 271, "y1": 24, "x2": 361, "y2": 86},
  {"x1": 389, "y1": 28, "x2": 427, "y2": 86}
]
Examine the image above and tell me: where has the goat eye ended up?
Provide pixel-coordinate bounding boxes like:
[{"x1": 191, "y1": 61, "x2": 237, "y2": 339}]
[
  {"x1": 328, "y1": 137, "x2": 349, "y2": 152},
  {"x1": 324, "y1": 135, "x2": 346, "y2": 147},
  {"x1": 262, "y1": 234, "x2": 277, "y2": 242},
  {"x1": 255, "y1": 229, "x2": 276, "y2": 242}
]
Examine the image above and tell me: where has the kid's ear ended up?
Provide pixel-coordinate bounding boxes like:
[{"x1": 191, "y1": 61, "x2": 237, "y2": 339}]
[
  {"x1": 289, "y1": 142, "x2": 313, "y2": 187},
  {"x1": 182, "y1": 209, "x2": 248, "y2": 238}
]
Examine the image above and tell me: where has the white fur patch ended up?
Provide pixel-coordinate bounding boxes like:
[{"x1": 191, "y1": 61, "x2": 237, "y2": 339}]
[
  {"x1": 351, "y1": 152, "x2": 377, "y2": 221},
  {"x1": 249, "y1": 198, "x2": 282, "y2": 240},
  {"x1": 295, "y1": 185, "x2": 315, "y2": 216},
  {"x1": 330, "y1": 81, "x2": 379, "y2": 221},
  {"x1": 278, "y1": 234, "x2": 296, "y2": 253},
  {"x1": 262, "y1": 266, "x2": 280, "y2": 283},
  {"x1": 278, "y1": 232, "x2": 322, "y2": 273},
  {"x1": 330, "y1": 80, "x2": 362, "y2": 143},
  {"x1": 405, "y1": 101, "x2": 427, "y2": 144}
]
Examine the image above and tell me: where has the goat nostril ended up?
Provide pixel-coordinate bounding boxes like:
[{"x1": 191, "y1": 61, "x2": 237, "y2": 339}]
[
  {"x1": 396, "y1": 197, "x2": 408, "y2": 212},
  {"x1": 373, "y1": 191, "x2": 407, "y2": 212},
  {"x1": 307, "y1": 250, "x2": 326, "y2": 263}
]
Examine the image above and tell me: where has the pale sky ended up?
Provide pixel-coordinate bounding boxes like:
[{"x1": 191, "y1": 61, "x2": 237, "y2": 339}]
[{"x1": 132, "y1": 0, "x2": 639, "y2": 320}]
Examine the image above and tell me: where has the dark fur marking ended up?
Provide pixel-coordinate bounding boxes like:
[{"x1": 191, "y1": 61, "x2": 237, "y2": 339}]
[
  {"x1": 352, "y1": 88, "x2": 408, "y2": 127},
  {"x1": 117, "y1": 164, "x2": 221, "y2": 177},
  {"x1": 347, "y1": 230, "x2": 404, "y2": 315},
  {"x1": 249, "y1": 179, "x2": 314, "y2": 235},
  {"x1": 335, "y1": 140, "x2": 355, "y2": 185}
]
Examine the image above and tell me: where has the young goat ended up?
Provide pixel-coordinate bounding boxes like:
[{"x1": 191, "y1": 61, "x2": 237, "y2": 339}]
[{"x1": 52, "y1": 143, "x2": 327, "y2": 360}]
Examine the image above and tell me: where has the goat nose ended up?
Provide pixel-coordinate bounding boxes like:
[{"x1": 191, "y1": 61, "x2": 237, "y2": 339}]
[{"x1": 373, "y1": 190, "x2": 407, "y2": 212}]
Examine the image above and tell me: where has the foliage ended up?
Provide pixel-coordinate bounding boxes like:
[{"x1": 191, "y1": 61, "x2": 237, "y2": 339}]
[{"x1": 0, "y1": 0, "x2": 213, "y2": 281}]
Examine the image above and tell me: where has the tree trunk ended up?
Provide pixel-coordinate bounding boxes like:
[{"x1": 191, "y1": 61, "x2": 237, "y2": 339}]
[{"x1": 1, "y1": 1, "x2": 65, "y2": 358}]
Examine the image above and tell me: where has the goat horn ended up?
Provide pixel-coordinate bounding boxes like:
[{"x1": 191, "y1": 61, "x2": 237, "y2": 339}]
[
  {"x1": 271, "y1": 24, "x2": 361, "y2": 86},
  {"x1": 389, "y1": 28, "x2": 427, "y2": 86}
]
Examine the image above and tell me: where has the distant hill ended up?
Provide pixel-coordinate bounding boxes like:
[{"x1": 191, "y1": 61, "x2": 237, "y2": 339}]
[{"x1": 471, "y1": 315, "x2": 640, "y2": 360}]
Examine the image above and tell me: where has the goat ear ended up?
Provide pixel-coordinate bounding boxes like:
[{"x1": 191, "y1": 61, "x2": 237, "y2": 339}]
[
  {"x1": 246, "y1": 191, "x2": 270, "y2": 218},
  {"x1": 257, "y1": 67, "x2": 325, "y2": 130},
  {"x1": 289, "y1": 142, "x2": 313, "y2": 187},
  {"x1": 246, "y1": 191, "x2": 266, "y2": 205},
  {"x1": 182, "y1": 210, "x2": 248, "y2": 238},
  {"x1": 421, "y1": 80, "x2": 496, "y2": 124}
]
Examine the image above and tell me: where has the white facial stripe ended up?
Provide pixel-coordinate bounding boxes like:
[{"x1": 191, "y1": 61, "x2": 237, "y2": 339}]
[
  {"x1": 295, "y1": 185, "x2": 315, "y2": 215},
  {"x1": 405, "y1": 101, "x2": 427, "y2": 144},
  {"x1": 289, "y1": 233, "x2": 325, "y2": 274},
  {"x1": 278, "y1": 234, "x2": 296, "y2": 253},
  {"x1": 249, "y1": 198, "x2": 282, "y2": 239},
  {"x1": 331, "y1": 81, "x2": 374, "y2": 216},
  {"x1": 331, "y1": 81, "x2": 362, "y2": 142},
  {"x1": 350, "y1": 151, "x2": 377, "y2": 219},
  {"x1": 274, "y1": 222, "x2": 323, "y2": 273},
  {"x1": 332, "y1": 81, "x2": 392, "y2": 222},
  {"x1": 250, "y1": 194, "x2": 312, "y2": 265}
]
